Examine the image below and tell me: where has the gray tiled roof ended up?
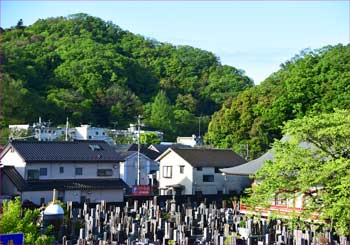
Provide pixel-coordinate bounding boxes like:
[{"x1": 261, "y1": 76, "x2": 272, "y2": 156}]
[
  {"x1": 2, "y1": 165, "x2": 26, "y2": 191},
  {"x1": 114, "y1": 144, "x2": 161, "y2": 160},
  {"x1": 220, "y1": 136, "x2": 313, "y2": 176},
  {"x1": 220, "y1": 151, "x2": 274, "y2": 176},
  {"x1": 7, "y1": 140, "x2": 122, "y2": 163},
  {"x1": 170, "y1": 148, "x2": 247, "y2": 168}
]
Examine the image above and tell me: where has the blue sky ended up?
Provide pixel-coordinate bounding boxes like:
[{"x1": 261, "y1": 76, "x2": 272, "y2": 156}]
[{"x1": 1, "y1": 1, "x2": 349, "y2": 83}]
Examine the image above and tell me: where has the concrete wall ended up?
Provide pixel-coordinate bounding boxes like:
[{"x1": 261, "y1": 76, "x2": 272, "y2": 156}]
[
  {"x1": 22, "y1": 189, "x2": 124, "y2": 205},
  {"x1": 74, "y1": 125, "x2": 110, "y2": 141},
  {"x1": 22, "y1": 190, "x2": 53, "y2": 205}
]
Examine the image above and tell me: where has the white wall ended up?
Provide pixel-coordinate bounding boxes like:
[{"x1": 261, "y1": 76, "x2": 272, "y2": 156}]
[
  {"x1": 74, "y1": 125, "x2": 110, "y2": 142},
  {"x1": 193, "y1": 168, "x2": 250, "y2": 195},
  {"x1": 159, "y1": 151, "x2": 193, "y2": 195},
  {"x1": 80, "y1": 189, "x2": 124, "y2": 203},
  {"x1": 1, "y1": 148, "x2": 26, "y2": 178},
  {"x1": 22, "y1": 190, "x2": 53, "y2": 205},
  {"x1": 25, "y1": 162, "x2": 120, "y2": 180},
  {"x1": 22, "y1": 189, "x2": 124, "y2": 205}
]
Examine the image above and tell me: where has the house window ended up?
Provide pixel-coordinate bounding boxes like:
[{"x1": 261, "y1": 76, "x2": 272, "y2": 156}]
[
  {"x1": 59, "y1": 167, "x2": 64, "y2": 174},
  {"x1": 96, "y1": 131, "x2": 99, "y2": 135},
  {"x1": 27, "y1": 170, "x2": 39, "y2": 180},
  {"x1": 162, "y1": 166, "x2": 172, "y2": 178},
  {"x1": 97, "y1": 169, "x2": 113, "y2": 176},
  {"x1": 179, "y1": 166, "x2": 185, "y2": 174},
  {"x1": 203, "y1": 175, "x2": 214, "y2": 182},
  {"x1": 75, "y1": 168, "x2": 83, "y2": 175},
  {"x1": 215, "y1": 167, "x2": 221, "y2": 173},
  {"x1": 40, "y1": 168, "x2": 47, "y2": 176},
  {"x1": 40, "y1": 197, "x2": 45, "y2": 204},
  {"x1": 196, "y1": 167, "x2": 202, "y2": 171},
  {"x1": 88, "y1": 136, "x2": 92, "y2": 139}
]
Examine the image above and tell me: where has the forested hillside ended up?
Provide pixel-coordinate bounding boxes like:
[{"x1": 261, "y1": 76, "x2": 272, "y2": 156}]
[
  {"x1": 0, "y1": 13, "x2": 253, "y2": 140},
  {"x1": 206, "y1": 44, "x2": 350, "y2": 158}
]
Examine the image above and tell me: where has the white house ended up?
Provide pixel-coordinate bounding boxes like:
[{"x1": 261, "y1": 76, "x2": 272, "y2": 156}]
[
  {"x1": 157, "y1": 148, "x2": 250, "y2": 195},
  {"x1": 0, "y1": 140, "x2": 127, "y2": 205},
  {"x1": 74, "y1": 125, "x2": 113, "y2": 143}
]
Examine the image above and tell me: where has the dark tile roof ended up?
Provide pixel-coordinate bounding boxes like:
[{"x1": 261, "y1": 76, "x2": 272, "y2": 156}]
[
  {"x1": 114, "y1": 144, "x2": 160, "y2": 160},
  {"x1": 7, "y1": 140, "x2": 122, "y2": 163},
  {"x1": 2, "y1": 166, "x2": 26, "y2": 191},
  {"x1": 170, "y1": 148, "x2": 247, "y2": 168},
  {"x1": 149, "y1": 144, "x2": 173, "y2": 154},
  {"x1": 148, "y1": 144, "x2": 192, "y2": 157},
  {"x1": 23, "y1": 178, "x2": 128, "y2": 191}
]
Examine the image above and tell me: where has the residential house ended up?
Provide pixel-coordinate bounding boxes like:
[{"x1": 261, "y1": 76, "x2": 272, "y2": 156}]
[
  {"x1": 114, "y1": 144, "x2": 159, "y2": 193},
  {"x1": 157, "y1": 148, "x2": 250, "y2": 195},
  {"x1": 0, "y1": 140, "x2": 127, "y2": 205}
]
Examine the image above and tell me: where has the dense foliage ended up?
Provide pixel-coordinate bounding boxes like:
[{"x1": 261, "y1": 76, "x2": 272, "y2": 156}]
[
  {"x1": 0, "y1": 197, "x2": 54, "y2": 244},
  {"x1": 0, "y1": 14, "x2": 253, "y2": 140},
  {"x1": 206, "y1": 44, "x2": 350, "y2": 158},
  {"x1": 245, "y1": 110, "x2": 350, "y2": 235}
]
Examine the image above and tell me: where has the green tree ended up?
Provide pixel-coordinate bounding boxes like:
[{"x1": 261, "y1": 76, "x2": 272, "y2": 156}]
[
  {"x1": 0, "y1": 197, "x2": 55, "y2": 244},
  {"x1": 245, "y1": 110, "x2": 350, "y2": 235},
  {"x1": 206, "y1": 44, "x2": 350, "y2": 158},
  {"x1": 140, "y1": 132, "x2": 161, "y2": 144},
  {"x1": 148, "y1": 91, "x2": 175, "y2": 140}
]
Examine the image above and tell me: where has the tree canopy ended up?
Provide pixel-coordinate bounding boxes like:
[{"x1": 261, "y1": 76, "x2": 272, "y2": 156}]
[
  {"x1": 0, "y1": 197, "x2": 54, "y2": 244},
  {"x1": 206, "y1": 44, "x2": 350, "y2": 158},
  {"x1": 0, "y1": 14, "x2": 253, "y2": 140},
  {"x1": 245, "y1": 110, "x2": 350, "y2": 235}
]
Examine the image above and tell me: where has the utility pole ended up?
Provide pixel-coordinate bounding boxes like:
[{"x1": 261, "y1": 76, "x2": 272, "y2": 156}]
[
  {"x1": 65, "y1": 117, "x2": 69, "y2": 141},
  {"x1": 38, "y1": 117, "x2": 42, "y2": 141},
  {"x1": 198, "y1": 115, "x2": 201, "y2": 138},
  {"x1": 137, "y1": 115, "x2": 141, "y2": 186}
]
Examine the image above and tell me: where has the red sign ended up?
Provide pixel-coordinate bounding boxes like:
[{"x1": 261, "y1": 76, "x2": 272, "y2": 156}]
[{"x1": 132, "y1": 185, "x2": 151, "y2": 196}]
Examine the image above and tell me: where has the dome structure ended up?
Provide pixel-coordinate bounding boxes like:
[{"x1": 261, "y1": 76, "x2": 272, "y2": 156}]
[{"x1": 43, "y1": 203, "x2": 64, "y2": 215}]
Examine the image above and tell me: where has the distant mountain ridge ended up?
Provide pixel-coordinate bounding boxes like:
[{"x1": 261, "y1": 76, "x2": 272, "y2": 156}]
[{"x1": 1, "y1": 13, "x2": 253, "y2": 140}]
